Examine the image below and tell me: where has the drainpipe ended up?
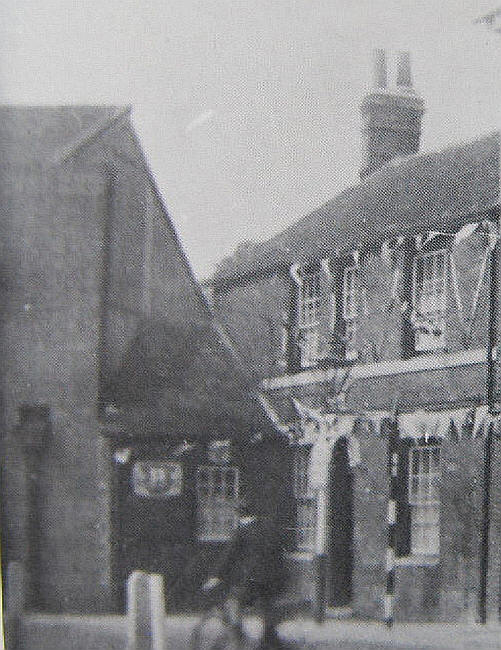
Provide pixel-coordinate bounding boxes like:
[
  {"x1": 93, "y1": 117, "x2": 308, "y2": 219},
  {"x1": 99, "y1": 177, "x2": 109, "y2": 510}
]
[{"x1": 479, "y1": 218, "x2": 499, "y2": 624}]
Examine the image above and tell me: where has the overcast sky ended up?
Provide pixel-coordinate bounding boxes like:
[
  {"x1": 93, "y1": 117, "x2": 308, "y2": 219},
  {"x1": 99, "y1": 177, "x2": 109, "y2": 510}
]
[{"x1": 2, "y1": 1, "x2": 501, "y2": 278}]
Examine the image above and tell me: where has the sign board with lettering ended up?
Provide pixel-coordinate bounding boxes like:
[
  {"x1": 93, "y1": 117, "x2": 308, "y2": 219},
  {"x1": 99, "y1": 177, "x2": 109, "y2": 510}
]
[{"x1": 132, "y1": 461, "x2": 183, "y2": 498}]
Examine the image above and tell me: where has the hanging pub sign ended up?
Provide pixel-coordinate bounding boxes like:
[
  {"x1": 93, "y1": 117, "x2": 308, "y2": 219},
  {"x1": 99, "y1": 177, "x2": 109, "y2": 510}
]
[
  {"x1": 207, "y1": 439, "x2": 231, "y2": 464},
  {"x1": 132, "y1": 461, "x2": 183, "y2": 498}
]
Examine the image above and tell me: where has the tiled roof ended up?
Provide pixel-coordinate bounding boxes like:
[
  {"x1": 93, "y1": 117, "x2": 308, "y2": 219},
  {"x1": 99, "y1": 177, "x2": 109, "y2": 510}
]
[{"x1": 215, "y1": 132, "x2": 500, "y2": 282}]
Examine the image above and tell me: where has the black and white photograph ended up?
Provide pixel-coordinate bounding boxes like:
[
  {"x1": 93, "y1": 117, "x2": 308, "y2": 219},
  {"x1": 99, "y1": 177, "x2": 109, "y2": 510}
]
[{"x1": 2, "y1": 1, "x2": 501, "y2": 648}]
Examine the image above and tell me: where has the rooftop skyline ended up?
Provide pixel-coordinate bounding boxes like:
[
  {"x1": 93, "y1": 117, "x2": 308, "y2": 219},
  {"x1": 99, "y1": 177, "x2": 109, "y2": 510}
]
[{"x1": 2, "y1": 0, "x2": 501, "y2": 278}]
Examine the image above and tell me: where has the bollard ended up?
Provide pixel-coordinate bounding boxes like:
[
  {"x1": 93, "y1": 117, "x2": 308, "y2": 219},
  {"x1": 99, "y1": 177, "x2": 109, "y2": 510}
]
[
  {"x1": 4, "y1": 561, "x2": 26, "y2": 650},
  {"x1": 127, "y1": 571, "x2": 165, "y2": 650}
]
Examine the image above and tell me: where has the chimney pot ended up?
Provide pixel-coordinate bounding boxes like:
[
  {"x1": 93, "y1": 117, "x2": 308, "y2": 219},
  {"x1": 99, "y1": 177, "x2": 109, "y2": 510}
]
[
  {"x1": 360, "y1": 50, "x2": 424, "y2": 178},
  {"x1": 373, "y1": 49, "x2": 387, "y2": 89},
  {"x1": 396, "y1": 51, "x2": 412, "y2": 88}
]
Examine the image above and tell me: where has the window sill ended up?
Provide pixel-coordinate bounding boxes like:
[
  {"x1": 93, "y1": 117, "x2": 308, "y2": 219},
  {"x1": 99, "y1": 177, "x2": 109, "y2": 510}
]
[{"x1": 395, "y1": 554, "x2": 439, "y2": 567}]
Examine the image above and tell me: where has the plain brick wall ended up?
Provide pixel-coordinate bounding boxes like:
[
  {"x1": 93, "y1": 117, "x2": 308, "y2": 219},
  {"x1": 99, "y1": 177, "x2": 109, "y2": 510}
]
[
  {"x1": 211, "y1": 225, "x2": 501, "y2": 622},
  {"x1": 0, "y1": 115, "x2": 210, "y2": 614}
]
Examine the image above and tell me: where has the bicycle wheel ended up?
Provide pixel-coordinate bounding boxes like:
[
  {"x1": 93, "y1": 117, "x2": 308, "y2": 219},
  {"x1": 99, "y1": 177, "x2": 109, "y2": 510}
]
[{"x1": 190, "y1": 610, "x2": 244, "y2": 650}]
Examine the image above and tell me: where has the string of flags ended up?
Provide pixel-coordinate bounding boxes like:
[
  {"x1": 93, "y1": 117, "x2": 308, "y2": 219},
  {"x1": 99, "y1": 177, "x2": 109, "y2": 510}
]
[
  {"x1": 292, "y1": 398, "x2": 498, "y2": 454},
  {"x1": 291, "y1": 397, "x2": 499, "y2": 493},
  {"x1": 352, "y1": 220, "x2": 492, "y2": 271}
]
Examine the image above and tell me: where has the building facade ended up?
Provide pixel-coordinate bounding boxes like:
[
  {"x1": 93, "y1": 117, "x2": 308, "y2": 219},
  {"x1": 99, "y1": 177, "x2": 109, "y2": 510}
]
[
  {"x1": 0, "y1": 106, "x2": 277, "y2": 614},
  {"x1": 210, "y1": 52, "x2": 501, "y2": 622}
]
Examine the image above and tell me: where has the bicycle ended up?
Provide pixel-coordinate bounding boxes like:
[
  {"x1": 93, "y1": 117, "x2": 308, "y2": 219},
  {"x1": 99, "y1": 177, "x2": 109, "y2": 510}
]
[
  {"x1": 190, "y1": 580, "x2": 254, "y2": 650},
  {"x1": 190, "y1": 578, "x2": 303, "y2": 650}
]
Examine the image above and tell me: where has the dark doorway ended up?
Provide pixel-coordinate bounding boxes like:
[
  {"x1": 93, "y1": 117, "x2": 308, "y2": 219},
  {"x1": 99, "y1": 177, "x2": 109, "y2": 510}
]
[{"x1": 327, "y1": 436, "x2": 353, "y2": 607}]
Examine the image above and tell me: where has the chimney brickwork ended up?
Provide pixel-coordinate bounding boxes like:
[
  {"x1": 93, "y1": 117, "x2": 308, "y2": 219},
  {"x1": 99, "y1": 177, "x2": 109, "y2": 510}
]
[{"x1": 360, "y1": 50, "x2": 424, "y2": 179}]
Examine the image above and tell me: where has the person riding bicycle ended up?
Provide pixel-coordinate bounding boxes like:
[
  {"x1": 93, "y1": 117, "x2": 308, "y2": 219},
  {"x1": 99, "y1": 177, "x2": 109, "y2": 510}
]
[{"x1": 202, "y1": 507, "x2": 288, "y2": 649}]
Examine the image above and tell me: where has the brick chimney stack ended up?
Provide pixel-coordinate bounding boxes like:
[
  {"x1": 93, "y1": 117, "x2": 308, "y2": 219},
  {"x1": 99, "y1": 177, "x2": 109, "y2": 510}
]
[{"x1": 360, "y1": 50, "x2": 425, "y2": 179}]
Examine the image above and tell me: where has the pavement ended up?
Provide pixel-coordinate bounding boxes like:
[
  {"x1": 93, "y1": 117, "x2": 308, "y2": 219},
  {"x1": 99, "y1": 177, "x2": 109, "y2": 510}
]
[
  {"x1": 165, "y1": 615, "x2": 501, "y2": 650},
  {"x1": 277, "y1": 618, "x2": 501, "y2": 649},
  {"x1": 18, "y1": 612, "x2": 501, "y2": 649}
]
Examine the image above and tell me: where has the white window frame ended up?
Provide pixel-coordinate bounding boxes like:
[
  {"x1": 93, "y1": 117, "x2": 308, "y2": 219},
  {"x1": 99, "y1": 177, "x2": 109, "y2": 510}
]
[
  {"x1": 196, "y1": 465, "x2": 239, "y2": 542},
  {"x1": 343, "y1": 265, "x2": 359, "y2": 321},
  {"x1": 408, "y1": 445, "x2": 441, "y2": 556},
  {"x1": 295, "y1": 269, "x2": 321, "y2": 368},
  {"x1": 298, "y1": 270, "x2": 321, "y2": 328},
  {"x1": 343, "y1": 265, "x2": 359, "y2": 359},
  {"x1": 412, "y1": 249, "x2": 448, "y2": 352},
  {"x1": 293, "y1": 446, "x2": 316, "y2": 552},
  {"x1": 298, "y1": 327, "x2": 320, "y2": 369}
]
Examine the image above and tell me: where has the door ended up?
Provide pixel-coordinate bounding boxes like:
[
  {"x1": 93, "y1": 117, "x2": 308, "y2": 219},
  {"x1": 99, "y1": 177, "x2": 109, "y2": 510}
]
[{"x1": 328, "y1": 437, "x2": 353, "y2": 606}]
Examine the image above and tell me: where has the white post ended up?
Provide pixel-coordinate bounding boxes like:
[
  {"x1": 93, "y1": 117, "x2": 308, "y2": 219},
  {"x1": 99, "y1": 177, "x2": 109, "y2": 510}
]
[
  {"x1": 127, "y1": 571, "x2": 165, "y2": 650},
  {"x1": 4, "y1": 561, "x2": 26, "y2": 650}
]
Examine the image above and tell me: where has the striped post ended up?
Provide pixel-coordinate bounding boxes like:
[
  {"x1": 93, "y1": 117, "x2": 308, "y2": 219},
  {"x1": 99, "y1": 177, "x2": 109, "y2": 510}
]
[{"x1": 384, "y1": 414, "x2": 399, "y2": 627}]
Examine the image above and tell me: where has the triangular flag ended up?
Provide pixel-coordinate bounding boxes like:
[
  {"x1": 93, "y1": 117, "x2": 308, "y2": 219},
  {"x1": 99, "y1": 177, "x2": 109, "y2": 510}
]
[{"x1": 453, "y1": 222, "x2": 479, "y2": 245}]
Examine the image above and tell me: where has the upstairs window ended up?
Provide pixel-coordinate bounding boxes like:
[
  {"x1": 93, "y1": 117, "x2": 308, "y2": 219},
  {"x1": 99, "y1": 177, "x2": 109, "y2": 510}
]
[
  {"x1": 298, "y1": 270, "x2": 321, "y2": 327},
  {"x1": 293, "y1": 446, "x2": 316, "y2": 551},
  {"x1": 412, "y1": 250, "x2": 448, "y2": 352},
  {"x1": 196, "y1": 465, "x2": 239, "y2": 542},
  {"x1": 296, "y1": 269, "x2": 321, "y2": 368},
  {"x1": 408, "y1": 445, "x2": 441, "y2": 555}
]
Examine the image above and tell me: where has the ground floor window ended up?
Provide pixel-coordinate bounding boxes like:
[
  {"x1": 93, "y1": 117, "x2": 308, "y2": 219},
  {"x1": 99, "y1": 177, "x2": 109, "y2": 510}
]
[
  {"x1": 408, "y1": 445, "x2": 440, "y2": 555},
  {"x1": 196, "y1": 465, "x2": 239, "y2": 542},
  {"x1": 293, "y1": 446, "x2": 316, "y2": 551}
]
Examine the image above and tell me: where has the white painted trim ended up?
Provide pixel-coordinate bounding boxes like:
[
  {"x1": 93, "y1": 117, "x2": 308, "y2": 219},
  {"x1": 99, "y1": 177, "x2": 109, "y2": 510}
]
[
  {"x1": 256, "y1": 394, "x2": 291, "y2": 434},
  {"x1": 320, "y1": 258, "x2": 332, "y2": 280},
  {"x1": 261, "y1": 347, "x2": 486, "y2": 391},
  {"x1": 290, "y1": 263, "x2": 302, "y2": 286}
]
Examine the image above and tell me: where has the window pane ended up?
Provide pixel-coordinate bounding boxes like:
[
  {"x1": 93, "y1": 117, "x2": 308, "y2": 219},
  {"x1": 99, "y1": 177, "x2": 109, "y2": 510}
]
[
  {"x1": 299, "y1": 271, "x2": 320, "y2": 326},
  {"x1": 413, "y1": 251, "x2": 447, "y2": 351},
  {"x1": 409, "y1": 446, "x2": 441, "y2": 554},
  {"x1": 197, "y1": 466, "x2": 239, "y2": 541}
]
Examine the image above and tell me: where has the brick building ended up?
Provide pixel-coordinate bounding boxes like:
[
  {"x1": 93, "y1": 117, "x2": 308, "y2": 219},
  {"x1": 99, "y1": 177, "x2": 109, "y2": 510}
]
[
  {"x1": 0, "y1": 106, "x2": 277, "y2": 614},
  {"x1": 210, "y1": 52, "x2": 501, "y2": 622}
]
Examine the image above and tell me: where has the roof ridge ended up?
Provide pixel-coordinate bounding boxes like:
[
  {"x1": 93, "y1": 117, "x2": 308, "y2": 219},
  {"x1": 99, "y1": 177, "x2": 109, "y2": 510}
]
[
  {"x1": 214, "y1": 130, "x2": 500, "y2": 282},
  {"x1": 49, "y1": 106, "x2": 132, "y2": 166}
]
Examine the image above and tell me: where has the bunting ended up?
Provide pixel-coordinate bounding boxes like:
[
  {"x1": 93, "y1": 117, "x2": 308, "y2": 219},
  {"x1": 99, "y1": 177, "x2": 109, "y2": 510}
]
[
  {"x1": 398, "y1": 406, "x2": 494, "y2": 441},
  {"x1": 293, "y1": 397, "x2": 493, "y2": 443}
]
